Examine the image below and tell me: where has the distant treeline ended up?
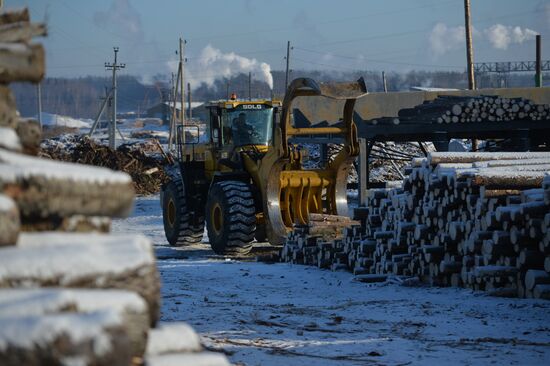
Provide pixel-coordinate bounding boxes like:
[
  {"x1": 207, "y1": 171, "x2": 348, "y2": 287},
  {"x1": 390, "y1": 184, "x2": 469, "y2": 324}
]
[{"x1": 11, "y1": 70, "x2": 546, "y2": 119}]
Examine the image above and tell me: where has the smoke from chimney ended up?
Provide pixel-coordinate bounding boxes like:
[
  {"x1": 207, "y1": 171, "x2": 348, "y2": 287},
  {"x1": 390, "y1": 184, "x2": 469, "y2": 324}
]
[
  {"x1": 485, "y1": 24, "x2": 538, "y2": 50},
  {"x1": 171, "y1": 45, "x2": 274, "y2": 91}
]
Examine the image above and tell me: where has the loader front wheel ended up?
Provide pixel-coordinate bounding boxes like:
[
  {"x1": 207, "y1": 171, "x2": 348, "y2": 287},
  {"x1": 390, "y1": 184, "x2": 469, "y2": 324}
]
[
  {"x1": 162, "y1": 179, "x2": 204, "y2": 246},
  {"x1": 206, "y1": 181, "x2": 256, "y2": 255}
]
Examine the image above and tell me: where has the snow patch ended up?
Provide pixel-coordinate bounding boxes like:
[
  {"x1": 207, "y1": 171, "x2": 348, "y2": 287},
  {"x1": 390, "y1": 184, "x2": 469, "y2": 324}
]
[{"x1": 40, "y1": 113, "x2": 92, "y2": 129}]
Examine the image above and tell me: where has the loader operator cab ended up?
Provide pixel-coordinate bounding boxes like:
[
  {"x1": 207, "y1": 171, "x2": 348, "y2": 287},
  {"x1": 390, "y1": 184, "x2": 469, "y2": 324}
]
[{"x1": 210, "y1": 101, "x2": 277, "y2": 148}]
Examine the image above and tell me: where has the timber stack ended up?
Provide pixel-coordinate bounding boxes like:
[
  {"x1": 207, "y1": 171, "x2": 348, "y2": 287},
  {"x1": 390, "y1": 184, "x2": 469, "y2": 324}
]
[
  {"x1": 281, "y1": 151, "x2": 550, "y2": 300},
  {"x1": 280, "y1": 214, "x2": 359, "y2": 268},
  {"x1": 370, "y1": 95, "x2": 550, "y2": 125},
  {"x1": 0, "y1": 7, "x2": 230, "y2": 366}
]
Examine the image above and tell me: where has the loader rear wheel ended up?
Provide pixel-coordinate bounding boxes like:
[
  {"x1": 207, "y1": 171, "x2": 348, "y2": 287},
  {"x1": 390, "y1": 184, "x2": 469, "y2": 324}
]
[
  {"x1": 162, "y1": 178, "x2": 204, "y2": 246},
  {"x1": 206, "y1": 181, "x2": 256, "y2": 255}
]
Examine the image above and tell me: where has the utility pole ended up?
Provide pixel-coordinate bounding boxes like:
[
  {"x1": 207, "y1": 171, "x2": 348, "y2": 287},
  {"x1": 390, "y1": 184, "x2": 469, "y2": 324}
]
[
  {"x1": 187, "y1": 82, "x2": 192, "y2": 120},
  {"x1": 226, "y1": 81, "x2": 230, "y2": 99},
  {"x1": 464, "y1": 0, "x2": 476, "y2": 90},
  {"x1": 536, "y1": 35, "x2": 542, "y2": 87},
  {"x1": 36, "y1": 82, "x2": 42, "y2": 129},
  {"x1": 168, "y1": 72, "x2": 174, "y2": 140},
  {"x1": 382, "y1": 71, "x2": 388, "y2": 93},
  {"x1": 105, "y1": 47, "x2": 125, "y2": 149},
  {"x1": 463, "y1": 0, "x2": 477, "y2": 151},
  {"x1": 284, "y1": 41, "x2": 291, "y2": 92},
  {"x1": 179, "y1": 37, "x2": 186, "y2": 143},
  {"x1": 169, "y1": 68, "x2": 180, "y2": 151},
  {"x1": 248, "y1": 72, "x2": 252, "y2": 101}
]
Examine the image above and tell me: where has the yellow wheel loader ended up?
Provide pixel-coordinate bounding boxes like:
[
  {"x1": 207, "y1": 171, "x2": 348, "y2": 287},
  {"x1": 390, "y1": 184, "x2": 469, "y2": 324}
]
[{"x1": 161, "y1": 78, "x2": 367, "y2": 255}]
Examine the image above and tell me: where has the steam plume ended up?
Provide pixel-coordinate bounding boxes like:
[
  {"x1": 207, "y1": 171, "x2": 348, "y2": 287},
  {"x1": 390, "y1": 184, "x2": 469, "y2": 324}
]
[
  {"x1": 178, "y1": 45, "x2": 274, "y2": 90},
  {"x1": 485, "y1": 24, "x2": 538, "y2": 50}
]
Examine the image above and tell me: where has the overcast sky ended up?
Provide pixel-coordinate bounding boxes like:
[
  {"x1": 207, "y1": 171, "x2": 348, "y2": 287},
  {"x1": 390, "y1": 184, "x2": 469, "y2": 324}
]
[{"x1": 12, "y1": 0, "x2": 550, "y2": 86}]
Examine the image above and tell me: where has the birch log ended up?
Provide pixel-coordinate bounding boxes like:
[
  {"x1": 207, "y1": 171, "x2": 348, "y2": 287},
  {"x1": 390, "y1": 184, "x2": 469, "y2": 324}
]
[
  {"x1": 0, "y1": 8, "x2": 30, "y2": 25},
  {"x1": 0, "y1": 194, "x2": 19, "y2": 246},
  {"x1": 0, "y1": 288, "x2": 150, "y2": 360},
  {"x1": 0, "y1": 149, "x2": 135, "y2": 219},
  {"x1": 0, "y1": 21, "x2": 46, "y2": 43},
  {"x1": 0, "y1": 310, "x2": 134, "y2": 366},
  {"x1": 15, "y1": 118, "x2": 41, "y2": 155},
  {"x1": 0, "y1": 233, "x2": 160, "y2": 325},
  {"x1": 0, "y1": 85, "x2": 18, "y2": 128},
  {"x1": 0, "y1": 43, "x2": 45, "y2": 83}
]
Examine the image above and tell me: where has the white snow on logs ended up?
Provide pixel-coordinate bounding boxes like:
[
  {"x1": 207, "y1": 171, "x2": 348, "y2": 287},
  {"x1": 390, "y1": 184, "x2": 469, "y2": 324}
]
[
  {"x1": 0, "y1": 288, "x2": 149, "y2": 359},
  {"x1": 0, "y1": 233, "x2": 160, "y2": 324},
  {"x1": 0, "y1": 127, "x2": 21, "y2": 151},
  {"x1": 428, "y1": 152, "x2": 550, "y2": 165},
  {"x1": 0, "y1": 310, "x2": 133, "y2": 366},
  {"x1": 146, "y1": 352, "x2": 232, "y2": 366},
  {"x1": 146, "y1": 322, "x2": 202, "y2": 356},
  {"x1": 0, "y1": 148, "x2": 134, "y2": 218}
]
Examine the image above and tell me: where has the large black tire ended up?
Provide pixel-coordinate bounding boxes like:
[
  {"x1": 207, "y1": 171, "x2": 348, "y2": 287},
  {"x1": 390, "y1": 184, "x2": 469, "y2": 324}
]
[
  {"x1": 206, "y1": 181, "x2": 256, "y2": 255},
  {"x1": 162, "y1": 178, "x2": 204, "y2": 246}
]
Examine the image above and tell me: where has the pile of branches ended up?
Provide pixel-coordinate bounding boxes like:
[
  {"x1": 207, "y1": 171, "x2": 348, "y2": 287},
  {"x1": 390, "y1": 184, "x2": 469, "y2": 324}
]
[
  {"x1": 301, "y1": 142, "x2": 425, "y2": 184},
  {"x1": 367, "y1": 142, "x2": 426, "y2": 183},
  {"x1": 40, "y1": 136, "x2": 169, "y2": 195}
]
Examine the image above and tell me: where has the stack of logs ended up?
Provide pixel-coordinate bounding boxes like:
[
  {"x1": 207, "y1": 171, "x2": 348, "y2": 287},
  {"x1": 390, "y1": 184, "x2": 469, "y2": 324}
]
[
  {"x1": 281, "y1": 151, "x2": 550, "y2": 300},
  {"x1": 0, "y1": 7, "x2": 230, "y2": 366},
  {"x1": 370, "y1": 95, "x2": 550, "y2": 125},
  {"x1": 281, "y1": 214, "x2": 358, "y2": 266}
]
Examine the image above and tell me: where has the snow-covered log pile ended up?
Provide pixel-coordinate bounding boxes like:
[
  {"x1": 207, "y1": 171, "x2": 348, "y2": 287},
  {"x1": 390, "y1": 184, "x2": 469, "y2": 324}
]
[
  {"x1": 0, "y1": 233, "x2": 161, "y2": 325},
  {"x1": 281, "y1": 151, "x2": 550, "y2": 300},
  {"x1": 0, "y1": 9, "x2": 45, "y2": 84},
  {"x1": 369, "y1": 95, "x2": 550, "y2": 125},
  {"x1": 0, "y1": 288, "x2": 150, "y2": 364},
  {"x1": 0, "y1": 8, "x2": 231, "y2": 365},
  {"x1": 0, "y1": 148, "x2": 135, "y2": 223}
]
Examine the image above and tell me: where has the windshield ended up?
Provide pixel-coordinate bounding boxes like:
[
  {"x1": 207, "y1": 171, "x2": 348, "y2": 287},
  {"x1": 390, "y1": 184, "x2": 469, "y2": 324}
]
[{"x1": 223, "y1": 106, "x2": 273, "y2": 146}]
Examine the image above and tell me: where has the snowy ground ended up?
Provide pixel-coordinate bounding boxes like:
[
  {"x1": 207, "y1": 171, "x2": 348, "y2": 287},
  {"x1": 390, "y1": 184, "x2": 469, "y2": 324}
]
[{"x1": 113, "y1": 195, "x2": 550, "y2": 366}]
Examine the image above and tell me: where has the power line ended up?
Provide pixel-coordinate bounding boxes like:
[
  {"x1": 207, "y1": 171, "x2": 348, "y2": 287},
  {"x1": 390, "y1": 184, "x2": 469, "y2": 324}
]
[
  {"x1": 293, "y1": 49, "x2": 464, "y2": 70},
  {"x1": 46, "y1": 46, "x2": 286, "y2": 70}
]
